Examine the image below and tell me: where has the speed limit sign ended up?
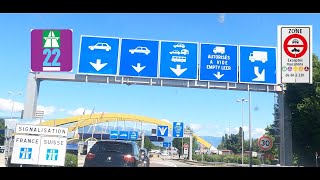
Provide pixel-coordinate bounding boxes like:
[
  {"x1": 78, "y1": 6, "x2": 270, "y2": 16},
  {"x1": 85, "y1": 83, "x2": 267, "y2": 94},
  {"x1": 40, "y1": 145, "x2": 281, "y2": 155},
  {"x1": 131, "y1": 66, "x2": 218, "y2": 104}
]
[{"x1": 258, "y1": 136, "x2": 273, "y2": 151}]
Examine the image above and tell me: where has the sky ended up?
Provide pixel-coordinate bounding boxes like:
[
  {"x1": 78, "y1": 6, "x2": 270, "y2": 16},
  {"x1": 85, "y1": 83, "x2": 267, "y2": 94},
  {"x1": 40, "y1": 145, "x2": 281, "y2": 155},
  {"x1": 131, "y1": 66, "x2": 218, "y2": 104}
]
[{"x1": 1, "y1": 13, "x2": 319, "y2": 140}]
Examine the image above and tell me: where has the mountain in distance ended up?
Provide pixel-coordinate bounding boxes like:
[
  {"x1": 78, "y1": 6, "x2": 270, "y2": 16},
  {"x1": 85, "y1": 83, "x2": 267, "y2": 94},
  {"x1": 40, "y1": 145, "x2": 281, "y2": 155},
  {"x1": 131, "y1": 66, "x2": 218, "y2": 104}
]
[{"x1": 200, "y1": 136, "x2": 222, "y2": 148}]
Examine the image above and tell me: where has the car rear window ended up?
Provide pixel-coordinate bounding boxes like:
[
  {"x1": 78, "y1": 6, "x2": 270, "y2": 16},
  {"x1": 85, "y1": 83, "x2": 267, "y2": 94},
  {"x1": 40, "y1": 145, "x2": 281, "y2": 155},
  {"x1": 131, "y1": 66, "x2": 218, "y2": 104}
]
[{"x1": 90, "y1": 142, "x2": 133, "y2": 154}]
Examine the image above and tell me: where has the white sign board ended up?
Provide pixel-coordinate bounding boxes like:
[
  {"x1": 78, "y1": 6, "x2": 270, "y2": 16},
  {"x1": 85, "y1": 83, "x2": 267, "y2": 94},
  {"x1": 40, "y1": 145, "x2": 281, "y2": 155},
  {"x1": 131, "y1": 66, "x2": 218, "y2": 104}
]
[
  {"x1": 11, "y1": 135, "x2": 41, "y2": 165},
  {"x1": 87, "y1": 140, "x2": 97, "y2": 154},
  {"x1": 38, "y1": 136, "x2": 67, "y2": 166},
  {"x1": 278, "y1": 25, "x2": 312, "y2": 84},
  {"x1": 15, "y1": 124, "x2": 68, "y2": 137}
]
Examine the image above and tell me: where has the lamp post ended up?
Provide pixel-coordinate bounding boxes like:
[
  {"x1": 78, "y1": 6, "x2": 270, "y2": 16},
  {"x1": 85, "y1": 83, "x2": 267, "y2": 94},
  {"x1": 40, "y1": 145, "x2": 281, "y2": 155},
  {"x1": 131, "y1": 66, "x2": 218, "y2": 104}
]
[
  {"x1": 8, "y1": 91, "x2": 22, "y2": 119},
  {"x1": 237, "y1": 98, "x2": 248, "y2": 166}
]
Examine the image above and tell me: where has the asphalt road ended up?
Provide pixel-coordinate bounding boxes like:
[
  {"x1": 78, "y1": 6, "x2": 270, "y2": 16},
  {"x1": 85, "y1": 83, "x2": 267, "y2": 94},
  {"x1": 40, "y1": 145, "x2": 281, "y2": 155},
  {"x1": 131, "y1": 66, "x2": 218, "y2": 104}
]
[
  {"x1": 78, "y1": 154, "x2": 203, "y2": 167},
  {"x1": 0, "y1": 153, "x2": 5, "y2": 167}
]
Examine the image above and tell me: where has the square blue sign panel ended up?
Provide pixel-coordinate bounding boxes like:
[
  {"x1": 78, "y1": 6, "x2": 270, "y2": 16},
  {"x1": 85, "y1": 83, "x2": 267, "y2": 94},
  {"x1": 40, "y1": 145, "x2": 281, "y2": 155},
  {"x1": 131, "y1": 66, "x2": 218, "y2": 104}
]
[
  {"x1": 173, "y1": 122, "x2": 184, "y2": 138},
  {"x1": 119, "y1": 131, "x2": 129, "y2": 140},
  {"x1": 159, "y1": 41, "x2": 198, "y2": 80},
  {"x1": 110, "y1": 130, "x2": 119, "y2": 139},
  {"x1": 119, "y1": 38, "x2": 159, "y2": 78},
  {"x1": 239, "y1": 46, "x2": 277, "y2": 84},
  {"x1": 200, "y1": 44, "x2": 238, "y2": 82},
  {"x1": 78, "y1": 36, "x2": 120, "y2": 75},
  {"x1": 129, "y1": 131, "x2": 139, "y2": 140},
  {"x1": 157, "y1": 126, "x2": 168, "y2": 137}
]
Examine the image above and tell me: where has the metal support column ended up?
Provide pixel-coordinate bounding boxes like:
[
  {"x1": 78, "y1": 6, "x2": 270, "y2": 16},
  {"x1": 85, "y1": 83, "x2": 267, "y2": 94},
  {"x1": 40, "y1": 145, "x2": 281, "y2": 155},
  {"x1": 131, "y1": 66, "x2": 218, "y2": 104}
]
[
  {"x1": 279, "y1": 91, "x2": 293, "y2": 166},
  {"x1": 23, "y1": 73, "x2": 41, "y2": 119}
]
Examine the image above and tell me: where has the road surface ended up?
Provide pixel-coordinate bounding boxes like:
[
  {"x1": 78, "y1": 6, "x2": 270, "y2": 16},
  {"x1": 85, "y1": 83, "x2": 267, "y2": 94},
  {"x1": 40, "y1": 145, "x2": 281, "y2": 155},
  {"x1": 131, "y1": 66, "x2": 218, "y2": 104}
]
[
  {"x1": 78, "y1": 154, "x2": 204, "y2": 167},
  {"x1": 0, "y1": 153, "x2": 5, "y2": 167}
]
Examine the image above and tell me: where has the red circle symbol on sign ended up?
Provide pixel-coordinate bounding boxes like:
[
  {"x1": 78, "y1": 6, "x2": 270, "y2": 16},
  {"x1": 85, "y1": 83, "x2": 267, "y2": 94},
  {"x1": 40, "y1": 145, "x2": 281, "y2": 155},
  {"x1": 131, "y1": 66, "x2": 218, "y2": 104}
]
[
  {"x1": 283, "y1": 34, "x2": 308, "y2": 58},
  {"x1": 258, "y1": 136, "x2": 273, "y2": 151},
  {"x1": 184, "y1": 143, "x2": 189, "y2": 148}
]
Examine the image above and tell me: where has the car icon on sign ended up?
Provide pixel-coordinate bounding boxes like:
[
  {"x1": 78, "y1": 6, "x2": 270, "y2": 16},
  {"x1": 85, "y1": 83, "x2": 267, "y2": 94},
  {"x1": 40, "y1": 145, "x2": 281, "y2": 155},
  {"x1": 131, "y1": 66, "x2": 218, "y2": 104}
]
[
  {"x1": 169, "y1": 50, "x2": 180, "y2": 55},
  {"x1": 129, "y1": 46, "x2": 150, "y2": 55},
  {"x1": 180, "y1": 49, "x2": 189, "y2": 55},
  {"x1": 173, "y1": 43, "x2": 185, "y2": 48},
  {"x1": 88, "y1": 42, "x2": 111, "y2": 51}
]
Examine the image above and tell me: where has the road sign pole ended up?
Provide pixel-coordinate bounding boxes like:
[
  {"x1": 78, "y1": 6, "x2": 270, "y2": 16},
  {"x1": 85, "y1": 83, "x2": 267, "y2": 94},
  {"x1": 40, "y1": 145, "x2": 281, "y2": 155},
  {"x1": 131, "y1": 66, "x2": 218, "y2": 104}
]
[
  {"x1": 141, "y1": 132, "x2": 145, "y2": 149},
  {"x1": 249, "y1": 91, "x2": 253, "y2": 167},
  {"x1": 189, "y1": 134, "x2": 193, "y2": 161}
]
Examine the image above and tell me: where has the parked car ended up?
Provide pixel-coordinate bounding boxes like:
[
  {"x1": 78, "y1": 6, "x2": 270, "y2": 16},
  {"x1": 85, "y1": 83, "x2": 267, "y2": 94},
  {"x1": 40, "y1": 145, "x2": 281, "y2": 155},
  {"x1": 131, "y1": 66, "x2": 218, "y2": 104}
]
[
  {"x1": 139, "y1": 148, "x2": 150, "y2": 167},
  {"x1": 0, "y1": 146, "x2": 4, "y2": 153},
  {"x1": 83, "y1": 140, "x2": 145, "y2": 167}
]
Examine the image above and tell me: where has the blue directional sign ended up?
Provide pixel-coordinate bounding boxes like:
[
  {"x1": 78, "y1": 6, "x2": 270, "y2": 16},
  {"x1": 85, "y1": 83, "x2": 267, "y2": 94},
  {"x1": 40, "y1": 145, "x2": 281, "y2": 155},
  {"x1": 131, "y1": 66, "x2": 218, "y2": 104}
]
[
  {"x1": 157, "y1": 126, "x2": 169, "y2": 137},
  {"x1": 119, "y1": 131, "x2": 129, "y2": 140},
  {"x1": 78, "y1": 35, "x2": 120, "y2": 75},
  {"x1": 200, "y1": 44, "x2": 238, "y2": 82},
  {"x1": 159, "y1": 41, "x2": 198, "y2": 80},
  {"x1": 110, "y1": 130, "x2": 119, "y2": 139},
  {"x1": 239, "y1": 46, "x2": 277, "y2": 84},
  {"x1": 173, "y1": 122, "x2": 184, "y2": 138},
  {"x1": 119, "y1": 38, "x2": 159, "y2": 78},
  {"x1": 129, "y1": 131, "x2": 139, "y2": 140},
  {"x1": 163, "y1": 142, "x2": 169, "y2": 148}
]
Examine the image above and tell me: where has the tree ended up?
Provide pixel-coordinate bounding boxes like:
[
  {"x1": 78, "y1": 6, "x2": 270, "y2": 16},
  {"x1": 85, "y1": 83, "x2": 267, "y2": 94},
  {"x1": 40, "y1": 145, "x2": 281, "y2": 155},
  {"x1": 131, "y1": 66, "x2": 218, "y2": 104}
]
[
  {"x1": 285, "y1": 54, "x2": 320, "y2": 166},
  {"x1": 217, "y1": 127, "x2": 245, "y2": 154},
  {"x1": 137, "y1": 136, "x2": 157, "y2": 152},
  {"x1": 0, "y1": 119, "x2": 5, "y2": 145}
]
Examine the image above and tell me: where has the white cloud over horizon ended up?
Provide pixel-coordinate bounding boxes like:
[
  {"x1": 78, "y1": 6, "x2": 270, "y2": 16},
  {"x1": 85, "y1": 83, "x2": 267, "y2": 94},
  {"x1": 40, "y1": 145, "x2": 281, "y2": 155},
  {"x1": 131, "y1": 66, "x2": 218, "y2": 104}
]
[
  {"x1": 0, "y1": 98, "x2": 57, "y2": 116},
  {"x1": 218, "y1": 13, "x2": 225, "y2": 23},
  {"x1": 67, "y1": 108, "x2": 94, "y2": 116}
]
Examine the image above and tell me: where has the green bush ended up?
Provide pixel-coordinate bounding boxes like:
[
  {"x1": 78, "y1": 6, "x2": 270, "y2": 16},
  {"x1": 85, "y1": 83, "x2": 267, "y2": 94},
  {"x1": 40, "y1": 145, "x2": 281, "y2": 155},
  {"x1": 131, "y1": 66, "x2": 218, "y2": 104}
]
[
  {"x1": 252, "y1": 158, "x2": 261, "y2": 165},
  {"x1": 65, "y1": 153, "x2": 78, "y2": 167},
  {"x1": 263, "y1": 159, "x2": 271, "y2": 165},
  {"x1": 193, "y1": 154, "x2": 202, "y2": 161}
]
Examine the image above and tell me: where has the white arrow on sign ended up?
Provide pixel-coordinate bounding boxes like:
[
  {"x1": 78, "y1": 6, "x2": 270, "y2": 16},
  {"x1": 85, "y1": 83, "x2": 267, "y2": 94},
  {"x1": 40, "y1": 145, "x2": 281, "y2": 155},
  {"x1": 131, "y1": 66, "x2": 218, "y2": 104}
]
[
  {"x1": 170, "y1": 64, "x2": 187, "y2": 76},
  {"x1": 213, "y1": 71, "x2": 224, "y2": 79},
  {"x1": 158, "y1": 126, "x2": 168, "y2": 136},
  {"x1": 89, "y1": 59, "x2": 108, "y2": 71},
  {"x1": 252, "y1": 66, "x2": 265, "y2": 81},
  {"x1": 132, "y1": 63, "x2": 146, "y2": 73}
]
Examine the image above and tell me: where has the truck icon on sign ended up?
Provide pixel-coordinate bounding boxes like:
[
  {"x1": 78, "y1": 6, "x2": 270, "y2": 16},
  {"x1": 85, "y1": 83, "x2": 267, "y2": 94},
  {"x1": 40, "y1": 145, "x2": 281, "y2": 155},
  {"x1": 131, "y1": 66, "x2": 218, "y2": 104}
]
[
  {"x1": 249, "y1": 51, "x2": 268, "y2": 63},
  {"x1": 213, "y1": 46, "x2": 225, "y2": 54}
]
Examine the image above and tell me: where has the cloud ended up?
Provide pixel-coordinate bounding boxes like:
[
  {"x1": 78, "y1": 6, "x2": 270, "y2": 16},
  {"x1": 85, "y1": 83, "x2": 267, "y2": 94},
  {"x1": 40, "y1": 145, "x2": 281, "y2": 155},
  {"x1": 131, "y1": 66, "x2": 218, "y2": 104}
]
[
  {"x1": 252, "y1": 128, "x2": 266, "y2": 139},
  {"x1": 160, "y1": 119, "x2": 170, "y2": 123},
  {"x1": 0, "y1": 98, "x2": 24, "y2": 112},
  {"x1": 189, "y1": 123, "x2": 202, "y2": 131},
  {"x1": 67, "y1": 108, "x2": 94, "y2": 116},
  {"x1": 217, "y1": 13, "x2": 225, "y2": 23},
  {"x1": 37, "y1": 105, "x2": 56, "y2": 116},
  {"x1": 5, "y1": 118, "x2": 46, "y2": 129},
  {"x1": 0, "y1": 98, "x2": 56, "y2": 116}
]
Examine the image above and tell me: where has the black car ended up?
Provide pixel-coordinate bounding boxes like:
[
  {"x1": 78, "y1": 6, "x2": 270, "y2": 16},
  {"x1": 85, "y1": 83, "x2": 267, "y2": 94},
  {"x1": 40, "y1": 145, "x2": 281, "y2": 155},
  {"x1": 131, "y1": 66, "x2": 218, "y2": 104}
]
[
  {"x1": 83, "y1": 140, "x2": 145, "y2": 167},
  {"x1": 139, "y1": 148, "x2": 150, "y2": 167}
]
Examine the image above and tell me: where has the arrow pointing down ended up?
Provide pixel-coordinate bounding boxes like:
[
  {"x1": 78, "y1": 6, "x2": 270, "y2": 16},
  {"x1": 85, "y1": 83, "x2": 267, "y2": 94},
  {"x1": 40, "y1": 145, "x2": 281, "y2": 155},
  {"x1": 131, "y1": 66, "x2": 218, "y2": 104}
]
[
  {"x1": 132, "y1": 63, "x2": 146, "y2": 73},
  {"x1": 213, "y1": 71, "x2": 224, "y2": 79},
  {"x1": 89, "y1": 59, "x2": 108, "y2": 71},
  {"x1": 170, "y1": 64, "x2": 187, "y2": 76}
]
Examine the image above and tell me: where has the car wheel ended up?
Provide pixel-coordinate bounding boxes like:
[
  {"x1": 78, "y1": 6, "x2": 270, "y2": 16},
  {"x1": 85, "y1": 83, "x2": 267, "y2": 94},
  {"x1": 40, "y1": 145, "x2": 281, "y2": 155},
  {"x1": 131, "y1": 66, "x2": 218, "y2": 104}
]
[
  {"x1": 130, "y1": 51, "x2": 134, "y2": 54},
  {"x1": 90, "y1": 47, "x2": 94, "y2": 50}
]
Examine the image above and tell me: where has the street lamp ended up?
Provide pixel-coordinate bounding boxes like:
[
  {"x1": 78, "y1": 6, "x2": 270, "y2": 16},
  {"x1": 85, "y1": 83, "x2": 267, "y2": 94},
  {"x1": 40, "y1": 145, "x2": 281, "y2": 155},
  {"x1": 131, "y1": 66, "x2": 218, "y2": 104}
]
[
  {"x1": 237, "y1": 98, "x2": 248, "y2": 166},
  {"x1": 8, "y1": 91, "x2": 22, "y2": 119}
]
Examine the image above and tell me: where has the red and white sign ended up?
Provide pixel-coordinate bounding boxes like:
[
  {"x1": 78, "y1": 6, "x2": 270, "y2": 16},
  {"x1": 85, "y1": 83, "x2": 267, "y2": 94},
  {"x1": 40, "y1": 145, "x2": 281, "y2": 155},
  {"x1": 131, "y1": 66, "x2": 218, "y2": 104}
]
[
  {"x1": 258, "y1": 136, "x2": 273, "y2": 151},
  {"x1": 183, "y1": 143, "x2": 189, "y2": 148},
  {"x1": 278, "y1": 25, "x2": 312, "y2": 84}
]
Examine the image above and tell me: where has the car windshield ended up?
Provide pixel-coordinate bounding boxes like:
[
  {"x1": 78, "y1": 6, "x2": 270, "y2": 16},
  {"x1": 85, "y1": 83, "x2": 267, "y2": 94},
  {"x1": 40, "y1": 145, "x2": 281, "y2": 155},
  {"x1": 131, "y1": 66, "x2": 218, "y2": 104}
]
[{"x1": 90, "y1": 142, "x2": 133, "y2": 154}]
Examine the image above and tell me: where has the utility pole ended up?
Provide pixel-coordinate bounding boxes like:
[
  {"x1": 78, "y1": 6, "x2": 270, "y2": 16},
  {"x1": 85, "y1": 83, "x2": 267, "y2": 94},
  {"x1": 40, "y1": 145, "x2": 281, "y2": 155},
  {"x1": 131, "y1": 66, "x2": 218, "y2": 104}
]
[
  {"x1": 237, "y1": 98, "x2": 248, "y2": 166},
  {"x1": 141, "y1": 132, "x2": 145, "y2": 149}
]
